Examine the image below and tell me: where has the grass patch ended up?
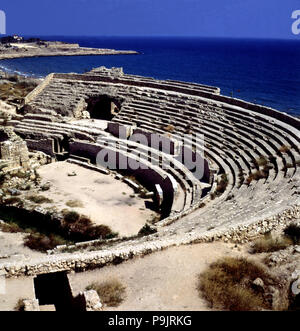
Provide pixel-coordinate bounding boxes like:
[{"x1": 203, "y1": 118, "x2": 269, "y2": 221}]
[
  {"x1": 216, "y1": 174, "x2": 228, "y2": 194},
  {"x1": 0, "y1": 208, "x2": 72, "y2": 252},
  {"x1": 66, "y1": 200, "x2": 84, "y2": 208},
  {"x1": 86, "y1": 279, "x2": 126, "y2": 307},
  {"x1": 0, "y1": 80, "x2": 37, "y2": 103},
  {"x1": 246, "y1": 170, "x2": 268, "y2": 185},
  {"x1": 251, "y1": 235, "x2": 292, "y2": 254},
  {"x1": 0, "y1": 206, "x2": 117, "y2": 252},
  {"x1": 256, "y1": 156, "x2": 268, "y2": 167},
  {"x1": 163, "y1": 124, "x2": 175, "y2": 133},
  {"x1": 24, "y1": 233, "x2": 69, "y2": 252},
  {"x1": 62, "y1": 210, "x2": 117, "y2": 241},
  {"x1": 198, "y1": 257, "x2": 276, "y2": 311},
  {"x1": 278, "y1": 145, "x2": 290, "y2": 154},
  {"x1": 0, "y1": 221, "x2": 23, "y2": 233},
  {"x1": 27, "y1": 195, "x2": 53, "y2": 204},
  {"x1": 211, "y1": 174, "x2": 229, "y2": 199}
]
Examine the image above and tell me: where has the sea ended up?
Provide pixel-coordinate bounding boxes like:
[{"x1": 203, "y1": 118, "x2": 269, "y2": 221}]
[{"x1": 0, "y1": 36, "x2": 300, "y2": 117}]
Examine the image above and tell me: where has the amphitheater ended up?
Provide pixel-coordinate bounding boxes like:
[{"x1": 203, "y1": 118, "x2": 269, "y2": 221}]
[{"x1": 0, "y1": 66, "x2": 300, "y2": 278}]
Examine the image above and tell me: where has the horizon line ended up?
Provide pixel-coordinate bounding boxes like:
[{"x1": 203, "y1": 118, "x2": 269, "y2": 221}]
[{"x1": 2, "y1": 34, "x2": 300, "y2": 42}]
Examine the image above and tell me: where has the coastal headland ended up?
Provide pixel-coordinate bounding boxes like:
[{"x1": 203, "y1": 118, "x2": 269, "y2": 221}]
[{"x1": 0, "y1": 35, "x2": 138, "y2": 60}]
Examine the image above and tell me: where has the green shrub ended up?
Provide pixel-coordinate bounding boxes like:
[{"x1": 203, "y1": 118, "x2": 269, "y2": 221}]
[
  {"x1": 62, "y1": 210, "x2": 80, "y2": 223},
  {"x1": 284, "y1": 224, "x2": 300, "y2": 245},
  {"x1": 62, "y1": 212, "x2": 116, "y2": 241},
  {"x1": 0, "y1": 221, "x2": 23, "y2": 233},
  {"x1": 3, "y1": 197, "x2": 23, "y2": 206},
  {"x1": 66, "y1": 216, "x2": 93, "y2": 235},
  {"x1": 86, "y1": 279, "x2": 126, "y2": 307},
  {"x1": 138, "y1": 224, "x2": 157, "y2": 236},
  {"x1": 85, "y1": 224, "x2": 116, "y2": 239},
  {"x1": 24, "y1": 233, "x2": 68, "y2": 252}
]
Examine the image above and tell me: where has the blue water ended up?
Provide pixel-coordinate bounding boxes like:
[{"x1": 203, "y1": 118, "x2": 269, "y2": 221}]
[{"x1": 0, "y1": 36, "x2": 300, "y2": 116}]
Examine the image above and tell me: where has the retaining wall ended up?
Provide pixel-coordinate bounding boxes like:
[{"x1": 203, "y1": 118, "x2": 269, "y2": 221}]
[{"x1": 1, "y1": 205, "x2": 299, "y2": 278}]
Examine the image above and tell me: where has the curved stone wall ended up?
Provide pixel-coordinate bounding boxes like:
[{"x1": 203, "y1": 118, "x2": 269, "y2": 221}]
[{"x1": 1, "y1": 66, "x2": 299, "y2": 277}]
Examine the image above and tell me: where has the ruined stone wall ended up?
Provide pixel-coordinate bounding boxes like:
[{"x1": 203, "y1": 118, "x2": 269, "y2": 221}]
[
  {"x1": 24, "y1": 73, "x2": 54, "y2": 105},
  {"x1": 50, "y1": 73, "x2": 220, "y2": 99},
  {"x1": 25, "y1": 138, "x2": 55, "y2": 157},
  {"x1": 1, "y1": 205, "x2": 299, "y2": 278},
  {"x1": 42, "y1": 73, "x2": 300, "y2": 131},
  {"x1": 69, "y1": 140, "x2": 175, "y2": 214},
  {"x1": 3, "y1": 67, "x2": 299, "y2": 279},
  {"x1": 0, "y1": 139, "x2": 29, "y2": 169},
  {"x1": 107, "y1": 122, "x2": 134, "y2": 139}
]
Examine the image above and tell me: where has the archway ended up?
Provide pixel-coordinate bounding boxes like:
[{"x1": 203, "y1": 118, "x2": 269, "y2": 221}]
[{"x1": 86, "y1": 95, "x2": 122, "y2": 120}]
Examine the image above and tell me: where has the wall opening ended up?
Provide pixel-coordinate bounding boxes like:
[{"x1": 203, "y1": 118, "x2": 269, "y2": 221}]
[
  {"x1": 86, "y1": 95, "x2": 122, "y2": 120},
  {"x1": 34, "y1": 271, "x2": 74, "y2": 311}
]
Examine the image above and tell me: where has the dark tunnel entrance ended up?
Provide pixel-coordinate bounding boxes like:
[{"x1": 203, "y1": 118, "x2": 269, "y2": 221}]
[
  {"x1": 34, "y1": 271, "x2": 74, "y2": 311},
  {"x1": 86, "y1": 95, "x2": 122, "y2": 120}
]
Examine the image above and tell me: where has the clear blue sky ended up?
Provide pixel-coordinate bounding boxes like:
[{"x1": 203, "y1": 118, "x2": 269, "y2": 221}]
[{"x1": 1, "y1": 0, "x2": 299, "y2": 39}]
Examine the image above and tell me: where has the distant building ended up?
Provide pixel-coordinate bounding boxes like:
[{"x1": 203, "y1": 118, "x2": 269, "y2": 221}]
[
  {"x1": 12, "y1": 35, "x2": 23, "y2": 42},
  {"x1": 0, "y1": 35, "x2": 24, "y2": 44}
]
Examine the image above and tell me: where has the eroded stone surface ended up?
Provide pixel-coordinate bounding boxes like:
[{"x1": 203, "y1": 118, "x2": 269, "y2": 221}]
[{"x1": 0, "y1": 67, "x2": 299, "y2": 278}]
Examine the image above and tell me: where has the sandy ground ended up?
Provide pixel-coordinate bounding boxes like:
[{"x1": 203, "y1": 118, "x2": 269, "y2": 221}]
[
  {"x1": 0, "y1": 241, "x2": 250, "y2": 311},
  {"x1": 0, "y1": 276, "x2": 36, "y2": 311},
  {"x1": 10, "y1": 43, "x2": 37, "y2": 49},
  {"x1": 69, "y1": 241, "x2": 249, "y2": 311},
  {"x1": 0, "y1": 231, "x2": 43, "y2": 262},
  {"x1": 37, "y1": 162, "x2": 157, "y2": 237}
]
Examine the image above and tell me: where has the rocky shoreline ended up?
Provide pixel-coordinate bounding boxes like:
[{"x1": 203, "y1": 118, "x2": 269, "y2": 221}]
[
  {"x1": 0, "y1": 48, "x2": 138, "y2": 60},
  {"x1": 0, "y1": 38, "x2": 138, "y2": 60}
]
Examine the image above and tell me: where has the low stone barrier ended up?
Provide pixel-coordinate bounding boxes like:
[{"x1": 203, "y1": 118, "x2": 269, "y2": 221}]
[{"x1": 1, "y1": 205, "x2": 299, "y2": 278}]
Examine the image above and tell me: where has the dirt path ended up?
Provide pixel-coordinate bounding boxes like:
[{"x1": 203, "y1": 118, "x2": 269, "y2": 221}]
[{"x1": 69, "y1": 241, "x2": 248, "y2": 311}]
